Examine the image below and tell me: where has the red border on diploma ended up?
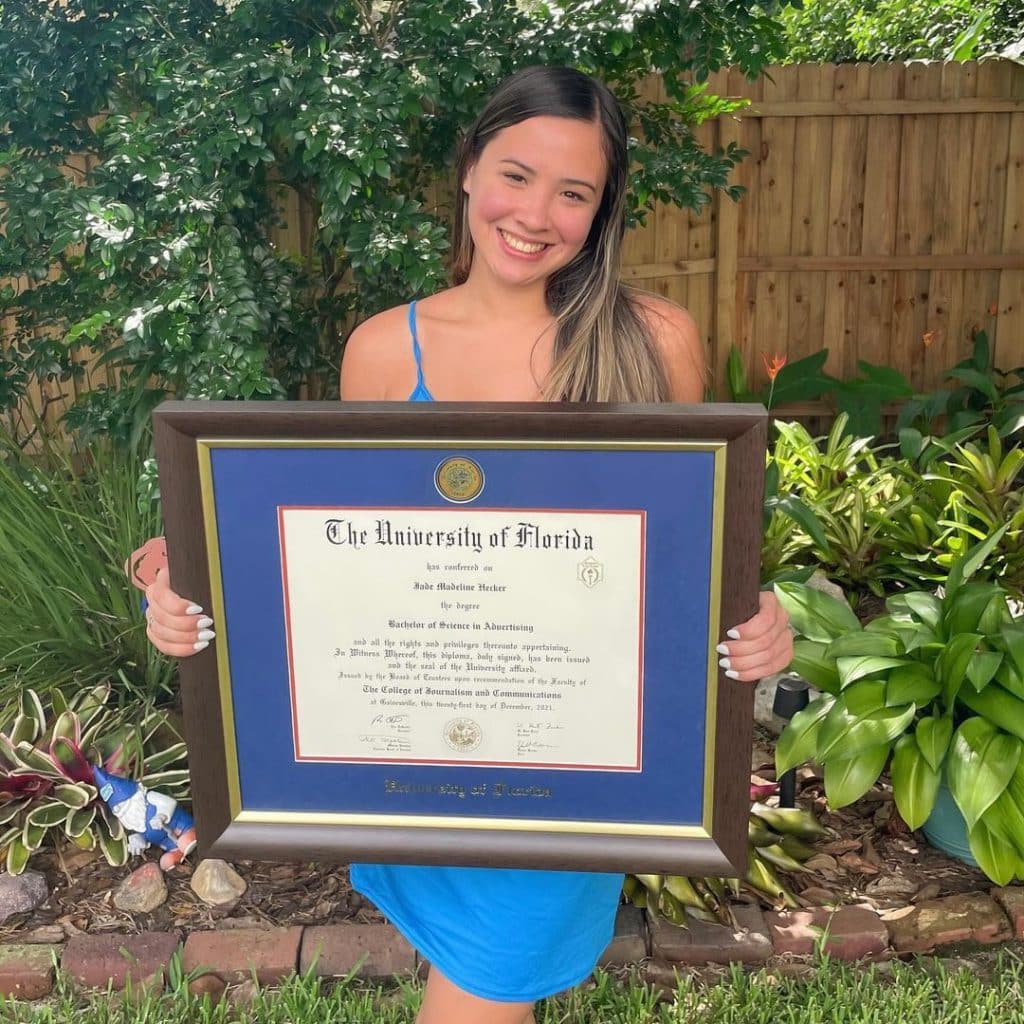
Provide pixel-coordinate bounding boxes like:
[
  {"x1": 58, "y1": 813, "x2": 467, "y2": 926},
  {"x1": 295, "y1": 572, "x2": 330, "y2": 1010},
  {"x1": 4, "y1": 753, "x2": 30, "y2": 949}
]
[{"x1": 277, "y1": 505, "x2": 646, "y2": 773}]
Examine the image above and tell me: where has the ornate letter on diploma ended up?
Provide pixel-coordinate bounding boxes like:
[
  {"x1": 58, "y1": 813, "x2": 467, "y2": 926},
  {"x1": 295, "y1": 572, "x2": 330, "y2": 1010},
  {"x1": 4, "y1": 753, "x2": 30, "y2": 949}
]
[
  {"x1": 281, "y1": 509, "x2": 643, "y2": 770},
  {"x1": 154, "y1": 402, "x2": 767, "y2": 876}
]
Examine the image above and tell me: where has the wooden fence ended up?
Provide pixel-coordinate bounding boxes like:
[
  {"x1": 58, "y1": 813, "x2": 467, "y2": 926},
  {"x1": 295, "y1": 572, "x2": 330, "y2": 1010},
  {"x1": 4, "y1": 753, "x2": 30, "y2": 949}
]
[{"x1": 5, "y1": 60, "x2": 1024, "y2": 431}]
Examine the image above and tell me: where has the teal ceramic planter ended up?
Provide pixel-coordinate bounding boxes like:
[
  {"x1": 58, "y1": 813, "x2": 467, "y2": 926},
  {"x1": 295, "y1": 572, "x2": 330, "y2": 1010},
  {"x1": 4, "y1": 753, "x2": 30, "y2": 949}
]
[{"x1": 922, "y1": 782, "x2": 979, "y2": 868}]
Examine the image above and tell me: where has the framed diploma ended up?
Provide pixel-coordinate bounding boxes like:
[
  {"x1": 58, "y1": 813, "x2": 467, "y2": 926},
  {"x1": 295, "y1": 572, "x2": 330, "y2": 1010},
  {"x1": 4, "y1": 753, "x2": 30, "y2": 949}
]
[{"x1": 153, "y1": 402, "x2": 766, "y2": 876}]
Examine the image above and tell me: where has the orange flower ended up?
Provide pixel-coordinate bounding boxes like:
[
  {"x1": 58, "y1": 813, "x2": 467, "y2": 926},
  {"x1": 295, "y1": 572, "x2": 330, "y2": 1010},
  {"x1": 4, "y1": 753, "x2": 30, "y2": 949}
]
[
  {"x1": 922, "y1": 330, "x2": 937, "y2": 348},
  {"x1": 762, "y1": 352, "x2": 787, "y2": 382}
]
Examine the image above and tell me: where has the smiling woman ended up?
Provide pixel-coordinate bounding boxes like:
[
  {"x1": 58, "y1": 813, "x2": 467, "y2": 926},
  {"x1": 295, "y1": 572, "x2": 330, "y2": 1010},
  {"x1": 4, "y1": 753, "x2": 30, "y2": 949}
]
[{"x1": 142, "y1": 65, "x2": 795, "y2": 1024}]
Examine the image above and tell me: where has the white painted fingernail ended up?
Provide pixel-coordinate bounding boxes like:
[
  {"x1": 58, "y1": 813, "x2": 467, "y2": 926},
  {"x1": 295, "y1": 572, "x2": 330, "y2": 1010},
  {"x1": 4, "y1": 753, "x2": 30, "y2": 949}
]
[
  {"x1": 197, "y1": 629, "x2": 216, "y2": 642},
  {"x1": 728, "y1": 628, "x2": 741, "y2": 640},
  {"x1": 196, "y1": 617, "x2": 214, "y2": 629},
  {"x1": 726, "y1": 669, "x2": 740, "y2": 680},
  {"x1": 719, "y1": 657, "x2": 731, "y2": 670},
  {"x1": 715, "y1": 643, "x2": 729, "y2": 655},
  {"x1": 193, "y1": 640, "x2": 209, "y2": 652},
  {"x1": 186, "y1": 604, "x2": 204, "y2": 615}
]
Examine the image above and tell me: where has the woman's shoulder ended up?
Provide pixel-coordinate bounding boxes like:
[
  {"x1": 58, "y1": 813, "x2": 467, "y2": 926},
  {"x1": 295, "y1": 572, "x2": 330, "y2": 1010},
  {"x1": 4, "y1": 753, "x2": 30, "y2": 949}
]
[
  {"x1": 628, "y1": 290, "x2": 705, "y2": 402},
  {"x1": 339, "y1": 303, "x2": 418, "y2": 400}
]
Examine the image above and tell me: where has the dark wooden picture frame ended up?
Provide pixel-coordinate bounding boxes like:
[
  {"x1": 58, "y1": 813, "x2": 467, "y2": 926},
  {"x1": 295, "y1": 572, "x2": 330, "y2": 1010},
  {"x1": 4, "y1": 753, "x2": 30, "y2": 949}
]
[{"x1": 154, "y1": 401, "x2": 767, "y2": 876}]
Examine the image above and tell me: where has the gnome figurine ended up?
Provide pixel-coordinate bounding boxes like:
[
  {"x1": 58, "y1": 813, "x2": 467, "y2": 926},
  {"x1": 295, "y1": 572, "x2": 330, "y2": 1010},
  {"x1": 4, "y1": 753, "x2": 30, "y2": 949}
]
[{"x1": 93, "y1": 767, "x2": 197, "y2": 871}]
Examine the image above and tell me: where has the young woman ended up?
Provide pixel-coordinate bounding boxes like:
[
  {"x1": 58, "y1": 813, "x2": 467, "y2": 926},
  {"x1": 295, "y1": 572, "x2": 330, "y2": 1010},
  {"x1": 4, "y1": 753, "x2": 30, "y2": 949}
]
[{"x1": 145, "y1": 66, "x2": 793, "y2": 1024}]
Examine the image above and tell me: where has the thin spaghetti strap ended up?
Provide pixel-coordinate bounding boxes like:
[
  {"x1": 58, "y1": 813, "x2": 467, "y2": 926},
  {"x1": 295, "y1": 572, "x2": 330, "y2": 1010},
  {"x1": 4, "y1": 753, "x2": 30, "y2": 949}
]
[
  {"x1": 407, "y1": 301, "x2": 434, "y2": 401},
  {"x1": 409, "y1": 301, "x2": 426, "y2": 389}
]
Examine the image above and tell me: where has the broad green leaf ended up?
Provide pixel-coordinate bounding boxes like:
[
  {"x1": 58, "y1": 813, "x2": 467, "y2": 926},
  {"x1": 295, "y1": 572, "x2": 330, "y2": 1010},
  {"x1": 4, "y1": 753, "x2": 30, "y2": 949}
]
[
  {"x1": 6, "y1": 839, "x2": 30, "y2": 875},
  {"x1": 774, "y1": 582, "x2": 860, "y2": 643},
  {"x1": 938, "y1": 634, "x2": 983, "y2": 706},
  {"x1": 64, "y1": 804, "x2": 96, "y2": 840},
  {"x1": 984, "y1": 789, "x2": 1024, "y2": 855},
  {"x1": 968, "y1": 817, "x2": 1019, "y2": 886},
  {"x1": 996, "y1": 660, "x2": 1024, "y2": 701},
  {"x1": 776, "y1": 696, "x2": 835, "y2": 775},
  {"x1": 817, "y1": 702, "x2": 915, "y2": 761},
  {"x1": 916, "y1": 716, "x2": 954, "y2": 772},
  {"x1": 70, "y1": 826, "x2": 97, "y2": 852},
  {"x1": 771, "y1": 495, "x2": 830, "y2": 550},
  {"x1": 824, "y1": 744, "x2": 890, "y2": 809},
  {"x1": 888, "y1": 591, "x2": 942, "y2": 631},
  {"x1": 826, "y1": 633, "x2": 903, "y2": 659},
  {"x1": 97, "y1": 829, "x2": 127, "y2": 867},
  {"x1": 947, "y1": 718, "x2": 1022, "y2": 830},
  {"x1": 52, "y1": 783, "x2": 94, "y2": 809},
  {"x1": 887, "y1": 663, "x2": 942, "y2": 707},
  {"x1": 967, "y1": 651, "x2": 1003, "y2": 692},
  {"x1": 957, "y1": 683, "x2": 1024, "y2": 743},
  {"x1": 843, "y1": 680, "x2": 888, "y2": 716},
  {"x1": 26, "y1": 802, "x2": 71, "y2": 828},
  {"x1": 21, "y1": 821, "x2": 45, "y2": 852},
  {"x1": 837, "y1": 656, "x2": 909, "y2": 688},
  {"x1": 944, "y1": 582, "x2": 1007, "y2": 637},
  {"x1": 891, "y1": 734, "x2": 941, "y2": 830},
  {"x1": 788, "y1": 639, "x2": 841, "y2": 693},
  {"x1": 999, "y1": 624, "x2": 1024, "y2": 678}
]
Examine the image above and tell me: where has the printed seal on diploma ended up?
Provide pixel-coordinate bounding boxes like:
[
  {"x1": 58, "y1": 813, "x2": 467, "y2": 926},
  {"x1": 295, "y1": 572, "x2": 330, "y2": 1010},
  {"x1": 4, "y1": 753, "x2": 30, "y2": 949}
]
[{"x1": 153, "y1": 401, "x2": 766, "y2": 876}]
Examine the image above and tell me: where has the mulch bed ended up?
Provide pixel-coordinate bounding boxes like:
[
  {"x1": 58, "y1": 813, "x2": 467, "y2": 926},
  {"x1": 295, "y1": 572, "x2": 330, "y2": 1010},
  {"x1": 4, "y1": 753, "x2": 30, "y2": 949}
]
[{"x1": 0, "y1": 723, "x2": 988, "y2": 943}]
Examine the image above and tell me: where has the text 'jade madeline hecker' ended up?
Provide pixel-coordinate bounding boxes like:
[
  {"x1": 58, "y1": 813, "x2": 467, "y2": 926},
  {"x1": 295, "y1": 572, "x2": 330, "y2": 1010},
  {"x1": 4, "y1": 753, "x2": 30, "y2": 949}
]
[{"x1": 278, "y1": 507, "x2": 645, "y2": 771}]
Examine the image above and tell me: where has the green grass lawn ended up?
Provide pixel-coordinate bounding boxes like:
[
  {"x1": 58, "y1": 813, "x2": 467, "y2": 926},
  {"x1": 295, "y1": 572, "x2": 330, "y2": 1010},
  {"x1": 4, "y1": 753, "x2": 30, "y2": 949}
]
[{"x1": 2, "y1": 952, "x2": 1022, "y2": 1023}]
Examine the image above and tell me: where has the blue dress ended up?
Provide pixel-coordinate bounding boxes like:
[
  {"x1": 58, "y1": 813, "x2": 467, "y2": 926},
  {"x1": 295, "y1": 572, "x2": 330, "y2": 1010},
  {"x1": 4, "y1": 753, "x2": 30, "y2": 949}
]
[{"x1": 348, "y1": 301, "x2": 624, "y2": 1002}]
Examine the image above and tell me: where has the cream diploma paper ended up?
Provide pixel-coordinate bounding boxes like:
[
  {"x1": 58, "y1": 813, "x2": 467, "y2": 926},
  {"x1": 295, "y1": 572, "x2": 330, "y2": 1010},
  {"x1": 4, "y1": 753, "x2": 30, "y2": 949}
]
[{"x1": 279, "y1": 508, "x2": 644, "y2": 770}]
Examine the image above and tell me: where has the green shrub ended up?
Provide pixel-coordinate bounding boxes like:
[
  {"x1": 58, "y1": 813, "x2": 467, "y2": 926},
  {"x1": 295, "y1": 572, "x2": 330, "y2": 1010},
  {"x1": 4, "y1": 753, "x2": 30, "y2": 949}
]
[{"x1": 0, "y1": 0, "x2": 787, "y2": 446}]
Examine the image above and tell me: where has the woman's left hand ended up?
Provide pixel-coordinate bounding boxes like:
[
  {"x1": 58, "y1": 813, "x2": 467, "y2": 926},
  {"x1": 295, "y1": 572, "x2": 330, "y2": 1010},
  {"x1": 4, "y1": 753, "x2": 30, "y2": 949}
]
[{"x1": 717, "y1": 590, "x2": 793, "y2": 683}]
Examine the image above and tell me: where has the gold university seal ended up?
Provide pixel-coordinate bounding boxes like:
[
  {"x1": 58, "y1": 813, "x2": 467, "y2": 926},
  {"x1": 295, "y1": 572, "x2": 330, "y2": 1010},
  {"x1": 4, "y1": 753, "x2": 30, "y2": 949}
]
[
  {"x1": 435, "y1": 457, "x2": 484, "y2": 503},
  {"x1": 443, "y1": 717, "x2": 483, "y2": 752}
]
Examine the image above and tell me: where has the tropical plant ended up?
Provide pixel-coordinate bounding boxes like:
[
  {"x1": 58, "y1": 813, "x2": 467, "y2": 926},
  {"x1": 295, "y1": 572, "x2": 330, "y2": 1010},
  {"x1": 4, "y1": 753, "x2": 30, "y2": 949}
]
[
  {"x1": 0, "y1": 0, "x2": 788, "y2": 447},
  {"x1": 0, "y1": 683, "x2": 189, "y2": 874},
  {"x1": 897, "y1": 332, "x2": 1024, "y2": 443},
  {"x1": 623, "y1": 792, "x2": 829, "y2": 925},
  {"x1": 0, "y1": 426, "x2": 174, "y2": 707},
  {"x1": 774, "y1": 528, "x2": 1024, "y2": 885}
]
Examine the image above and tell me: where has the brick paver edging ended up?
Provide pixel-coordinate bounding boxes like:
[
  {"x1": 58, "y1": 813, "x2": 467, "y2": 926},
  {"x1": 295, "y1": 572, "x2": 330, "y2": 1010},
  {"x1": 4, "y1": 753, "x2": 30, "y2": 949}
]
[{"x1": 2, "y1": 886, "x2": 1022, "y2": 1001}]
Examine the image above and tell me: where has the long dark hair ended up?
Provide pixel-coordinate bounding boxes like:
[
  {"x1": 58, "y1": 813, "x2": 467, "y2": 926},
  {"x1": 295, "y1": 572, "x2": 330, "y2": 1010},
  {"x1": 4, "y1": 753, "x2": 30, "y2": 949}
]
[{"x1": 450, "y1": 66, "x2": 669, "y2": 402}]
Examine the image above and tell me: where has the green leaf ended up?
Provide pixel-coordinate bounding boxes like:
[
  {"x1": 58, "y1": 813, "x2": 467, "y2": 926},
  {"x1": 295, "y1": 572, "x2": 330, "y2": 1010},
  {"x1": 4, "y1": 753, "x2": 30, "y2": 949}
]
[
  {"x1": 916, "y1": 716, "x2": 954, "y2": 772},
  {"x1": 944, "y1": 582, "x2": 1007, "y2": 637},
  {"x1": 52, "y1": 783, "x2": 94, "y2": 809},
  {"x1": 6, "y1": 839, "x2": 30, "y2": 875},
  {"x1": 26, "y1": 802, "x2": 71, "y2": 829},
  {"x1": 947, "y1": 718, "x2": 1022, "y2": 830},
  {"x1": 837, "y1": 656, "x2": 909, "y2": 688},
  {"x1": 967, "y1": 651, "x2": 1003, "y2": 692},
  {"x1": 817, "y1": 702, "x2": 915, "y2": 761},
  {"x1": 824, "y1": 744, "x2": 890, "y2": 809},
  {"x1": 938, "y1": 634, "x2": 984, "y2": 707},
  {"x1": 968, "y1": 817, "x2": 1019, "y2": 886},
  {"x1": 886, "y1": 663, "x2": 941, "y2": 707},
  {"x1": 770, "y1": 495, "x2": 829, "y2": 550},
  {"x1": 843, "y1": 680, "x2": 888, "y2": 717},
  {"x1": 776, "y1": 696, "x2": 835, "y2": 775},
  {"x1": 945, "y1": 524, "x2": 1008, "y2": 600},
  {"x1": 788, "y1": 639, "x2": 841, "y2": 693},
  {"x1": 891, "y1": 734, "x2": 940, "y2": 830},
  {"x1": 774, "y1": 582, "x2": 860, "y2": 643},
  {"x1": 825, "y1": 633, "x2": 903, "y2": 659},
  {"x1": 887, "y1": 592, "x2": 942, "y2": 631}
]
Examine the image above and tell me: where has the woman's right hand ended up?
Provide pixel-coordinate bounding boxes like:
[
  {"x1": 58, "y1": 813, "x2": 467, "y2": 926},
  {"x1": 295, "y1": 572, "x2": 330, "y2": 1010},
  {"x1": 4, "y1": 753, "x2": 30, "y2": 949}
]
[{"x1": 144, "y1": 569, "x2": 216, "y2": 657}]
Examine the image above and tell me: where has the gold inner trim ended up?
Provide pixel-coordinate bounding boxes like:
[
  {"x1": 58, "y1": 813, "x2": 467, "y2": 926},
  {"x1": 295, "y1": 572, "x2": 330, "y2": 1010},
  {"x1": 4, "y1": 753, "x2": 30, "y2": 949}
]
[
  {"x1": 197, "y1": 436, "x2": 728, "y2": 831},
  {"x1": 235, "y1": 808, "x2": 711, "y2": 839}
]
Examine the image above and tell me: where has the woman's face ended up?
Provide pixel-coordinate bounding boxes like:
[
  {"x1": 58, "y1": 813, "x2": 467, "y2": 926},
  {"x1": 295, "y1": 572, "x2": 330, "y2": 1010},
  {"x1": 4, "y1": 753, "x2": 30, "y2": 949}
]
[{"x1": 461, "y1": 115, "x2": 608, "y2": 290}]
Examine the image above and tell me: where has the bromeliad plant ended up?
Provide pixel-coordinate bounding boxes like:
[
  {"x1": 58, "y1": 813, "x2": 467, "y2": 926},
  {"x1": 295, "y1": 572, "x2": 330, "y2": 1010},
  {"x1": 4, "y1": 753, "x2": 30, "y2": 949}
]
[
  {"x1": 0, "y1": 683, "x2": 188, "y2": 874},
  {"x1": 623, "y1": 792, "x2": 830, "y2": 925},
  {"x1": 774, "y1": 528, "x2": 1024, "y2": 885}
]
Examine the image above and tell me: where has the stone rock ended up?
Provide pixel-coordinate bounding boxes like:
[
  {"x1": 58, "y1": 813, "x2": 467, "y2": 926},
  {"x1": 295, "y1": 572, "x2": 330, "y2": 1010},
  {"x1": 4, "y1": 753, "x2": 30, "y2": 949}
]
[
  {"x1": 227, "y1": 979, "x2": 260, "y2": 1007},
  {"x1": 184, "y1": 927, "x2": 301, "y2": 985},
  {"x1": 805, "y1": 571, "x2": 846, "y2": 603},
  {"x1": 300, "y1": 924, "x2": 415, "y2": 979},
  {"x1": 113, "y1": 863, "x2": 167, "y2": 914},
  {"x1": 190, "y1": 860, "x2": 247, "y2": 906},
  {"x1": 864, "y1": 874, "x2": 919, "y2": 899},
  {"x1": 0, "y1": 870, "x2": 48, "y2": 924},
  {"x1": 598, "y1": 904, "x2": 647, "y2": 966},
  {"x1": 0, "y1": 944, "x2": 60, "y2": 1000}
]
